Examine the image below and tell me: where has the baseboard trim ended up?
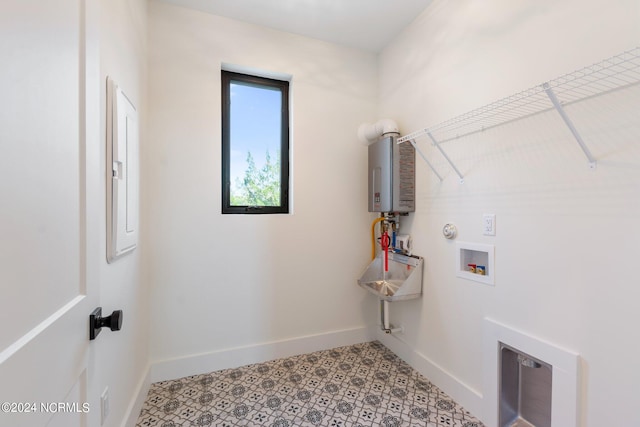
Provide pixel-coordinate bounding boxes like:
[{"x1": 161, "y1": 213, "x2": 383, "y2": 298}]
[
  {"x1": 375, "y1": 328, "x2": 485, "y2": 422},
  {"x1": 122, "y1": 363, "x2": 151, "y2": 427},
  {"x1": 149, "y1": 327, "x2": 373, "y2": 383}
]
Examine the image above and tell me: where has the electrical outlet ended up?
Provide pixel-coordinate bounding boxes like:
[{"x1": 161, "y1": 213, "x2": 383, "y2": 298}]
[
  {"x1": 483, "y1": 214, "x2": 496, "y2": 236},
  {"x1": 101, "y1": 387, "x2": 110, "y2": 425}
]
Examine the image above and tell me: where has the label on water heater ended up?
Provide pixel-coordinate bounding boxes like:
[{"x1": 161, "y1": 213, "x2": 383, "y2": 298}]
[{"x1": 398, "y1": 142, "x2": 415, "y2": 209}]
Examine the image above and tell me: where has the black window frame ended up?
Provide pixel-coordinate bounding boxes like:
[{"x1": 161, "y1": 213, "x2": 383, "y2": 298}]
[{"x1": 221, "y1": 70, "x2": 290, "y2": 214}]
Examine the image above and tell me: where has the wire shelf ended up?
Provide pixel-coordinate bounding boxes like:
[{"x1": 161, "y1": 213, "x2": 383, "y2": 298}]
[{"x1": 398, "y1": 47, "x2": 640, "y2": 158}]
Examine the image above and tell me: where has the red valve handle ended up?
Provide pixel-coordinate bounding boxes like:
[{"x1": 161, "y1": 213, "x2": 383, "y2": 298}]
[{"x1": 381, "y1": 232, "x2": 390, "y2": 272}]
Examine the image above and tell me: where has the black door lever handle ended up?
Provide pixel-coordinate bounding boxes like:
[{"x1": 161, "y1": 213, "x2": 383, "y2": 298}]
[{"x1": 89, "y1": 307, "x2": 123, "y2": 340}]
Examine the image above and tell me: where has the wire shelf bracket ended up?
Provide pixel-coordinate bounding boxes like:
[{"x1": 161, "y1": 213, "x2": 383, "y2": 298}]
[
  {"x1": 397, "y1": 46, "x2": 640, "y2": 180},
  {"x1": 427, "y1": 132, "x2": 464, "y2": 183},
  {"x1": 543, "y1": 82, "x2": 597, "y2": 169},
  {"x1": 409, "y1": 139, "x2": 443, "y2": 182}
]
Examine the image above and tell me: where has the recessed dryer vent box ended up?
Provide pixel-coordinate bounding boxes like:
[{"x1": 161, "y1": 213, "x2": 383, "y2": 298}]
[{"x1": 456, "y1": 242, "x2": 495, "y2": 286}]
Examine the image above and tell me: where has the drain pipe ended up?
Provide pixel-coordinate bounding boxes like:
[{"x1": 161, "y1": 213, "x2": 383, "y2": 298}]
[{"x1": 380, "y1": 300, "x2": 402, "y2": 334}]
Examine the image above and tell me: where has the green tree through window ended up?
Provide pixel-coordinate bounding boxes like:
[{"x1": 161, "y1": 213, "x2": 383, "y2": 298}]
[{"x1": 230, "y1": 150, "x2": 281, "y2": 206}]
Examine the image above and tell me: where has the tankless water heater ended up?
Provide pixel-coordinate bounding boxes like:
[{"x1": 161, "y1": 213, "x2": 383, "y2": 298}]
[{"x1": 368, "y1": 135, "x2": 415, "y2": 213}]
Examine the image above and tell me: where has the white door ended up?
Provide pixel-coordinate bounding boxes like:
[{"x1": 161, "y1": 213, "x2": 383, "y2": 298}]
[{"x1": 0, "y1": 1, "x2": 99, "y2": 426}]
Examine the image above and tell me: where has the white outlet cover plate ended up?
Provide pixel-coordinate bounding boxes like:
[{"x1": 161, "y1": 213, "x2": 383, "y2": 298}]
[{"x1": 483, "y1": 214, "x2": 496, "y2": 236}]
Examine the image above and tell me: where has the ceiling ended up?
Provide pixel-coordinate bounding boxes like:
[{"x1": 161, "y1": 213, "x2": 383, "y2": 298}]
[{"x1": 156, "y1": 0, "x2": 433, "y2": 52}]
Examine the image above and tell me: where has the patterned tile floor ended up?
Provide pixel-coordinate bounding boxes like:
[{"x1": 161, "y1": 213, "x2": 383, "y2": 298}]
[{"x1": 136, "y1": 341, "x2": 484, "y2": 427}]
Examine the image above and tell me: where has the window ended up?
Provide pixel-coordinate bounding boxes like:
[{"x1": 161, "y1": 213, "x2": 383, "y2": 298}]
[{"x1": 221, "y1": 70, "x2": 290, "y2": 214}]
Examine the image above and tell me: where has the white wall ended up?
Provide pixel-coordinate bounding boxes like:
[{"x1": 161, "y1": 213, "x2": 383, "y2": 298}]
[
  {"x1": 146, "y1": 2, "x2": 377, "y2": 366},
  {"x1": 95, "y1": 1, "x2": 150, "y2": 426},
  {"x1": 378, "y1": 0, "x2": 640, "y2": 425}
]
